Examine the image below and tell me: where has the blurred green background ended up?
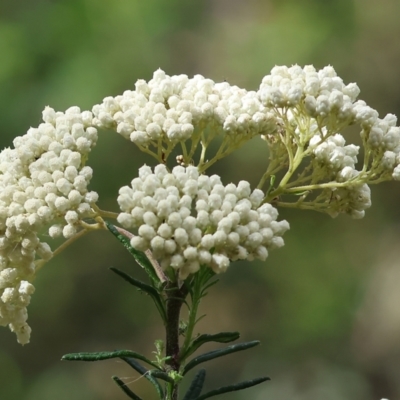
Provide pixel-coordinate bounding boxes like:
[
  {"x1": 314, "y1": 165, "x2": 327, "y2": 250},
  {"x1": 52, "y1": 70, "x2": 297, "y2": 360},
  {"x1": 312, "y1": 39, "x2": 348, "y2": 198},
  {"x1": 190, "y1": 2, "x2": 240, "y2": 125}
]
[{"x1": 1, "y1": 0, "x2": 400, "y2": 399}]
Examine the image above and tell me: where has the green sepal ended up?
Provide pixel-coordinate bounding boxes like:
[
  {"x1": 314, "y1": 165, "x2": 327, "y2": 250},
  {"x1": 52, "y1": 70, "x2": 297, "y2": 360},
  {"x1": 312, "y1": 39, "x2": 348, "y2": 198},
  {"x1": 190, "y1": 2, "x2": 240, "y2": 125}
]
[
  {"x1": 106, "y1": 222, "x2": 160, "y2": 285},
  {"x1": 196, "y1": 376, "x2": 270, "y2": 400},
  {"x1": 109, "y1": 267, "x2": 167, "y2": 324},
  {"x1": 180, "y1": 332, "x2": 240, "y2": 361},
  {"x1": 61, "y1": 350, "x2": 161, "y2": 370},
  {"x1": 182, "y1": 369, "x2": 206, "y2": 400},
  {"x1": 183, "y1": 341, "x2": 260, "y2": 375},
  {"x1": 112, "y1": 376, "x2": 143, "y2": 400},
  {"x1": 121, "y1": 357, "x2": 164, "y2": 399}
]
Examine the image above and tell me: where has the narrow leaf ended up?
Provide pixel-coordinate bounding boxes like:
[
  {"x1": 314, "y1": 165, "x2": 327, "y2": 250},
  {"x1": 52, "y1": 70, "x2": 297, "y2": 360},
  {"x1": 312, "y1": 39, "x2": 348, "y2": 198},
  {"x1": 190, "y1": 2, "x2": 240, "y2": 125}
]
[
  {"x1": 201, "y1": 279, "x2": 219, "y2": 295},
  {"x1": 112, "y1": 376, "x2": 143, "y2": 400},
  {"x1": 197, "y1": 376, "x2": 270, "y2": 400},
  {"x1": 182, "y1": 369, "x2": 206, "y2": 400},
  {"x1": 109, "y1": 267, "x2": 167, "y2": 323},
  {"x1": 61, "y1": 350, "x2": 160, "y2": 370},
  {"x1": 121, "y1": 357, "x2": 164, "y2": 398},
  {"x1": 148, "y1": 370, "x2": 175, "y2": 384},
  {"x1": 106, "y1": 222, "x2": 161, "y2": 284},
  {"x1": 180, "y1": 332, "x2": 240, "y2": 361},
  {"x1": 183, "y1": 341, "x2": 260, "y2": 375},
  {"x1": 110, "y1": 267, "x2": 158, "y2": 296}
]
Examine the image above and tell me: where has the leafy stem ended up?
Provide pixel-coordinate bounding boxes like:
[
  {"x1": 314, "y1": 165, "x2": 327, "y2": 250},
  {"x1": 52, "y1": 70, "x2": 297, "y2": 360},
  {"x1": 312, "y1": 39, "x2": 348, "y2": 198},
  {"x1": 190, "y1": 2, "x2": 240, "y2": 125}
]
[{"x1": 180, "y1": 268, "x2": 215, "y2": 363}]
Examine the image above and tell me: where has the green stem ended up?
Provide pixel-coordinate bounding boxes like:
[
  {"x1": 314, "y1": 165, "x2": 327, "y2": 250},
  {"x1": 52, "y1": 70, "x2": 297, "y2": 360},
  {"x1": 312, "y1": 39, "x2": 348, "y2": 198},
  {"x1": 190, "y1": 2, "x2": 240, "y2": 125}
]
[
  {"x1": 279, "y1": 146, "x2": 304, "y2": 187},
  {"x1": 136, "y1": 144, "x2": 162, "y2": 163},
  {"x1": 181, "y1": 277, "x2": 202, "y2": 360},
  {"x1": 36, "y1": 213, "x2": 110, "y2": 272},
  {"x1": 198, "y1": 134, "x2": 208, "y2": 168},
  {"x1": 188, "y1": 129, "x2": 203, "y2": 161},
  {"x1": 35, "y1": 228, "x2": 92, "y2": 272},
  {"x1": 257, "y1": 159, "x2": 286, "y2": 190},
  {"x1": 97, "y1": 209, "x2": 119, "y2": 219},
  {"x1": 274, "y1": 200, "x2": 331, "y2": 211},
  {"x1": 199, "y1": 137, "x2": 232, "y2": 173},
  {"x1": 280, "y1": 178, "x2": 364, "y2": 194},
  {"x1": 180, "y1": 142, "x2": 189, "y2": 164}
]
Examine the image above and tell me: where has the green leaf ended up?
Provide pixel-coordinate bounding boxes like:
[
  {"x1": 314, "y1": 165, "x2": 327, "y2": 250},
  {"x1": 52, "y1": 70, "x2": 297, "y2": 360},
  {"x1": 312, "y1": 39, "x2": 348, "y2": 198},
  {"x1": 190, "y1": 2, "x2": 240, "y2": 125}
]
[
  {"x1": 266, "y1": 175, "x2": 276, "y2": 196},
  {"x1": 109, "y1": 267, "x2": 167, "y2": 324},
  {"x1": 109, "y1": 267, "x2": 157, "y2": 295},
  {"x1": 147, "y1": 370, "x2": 175, "y2": 384},
  {"x1": 200, "y1": 279, "x2": 219, "y2": 296},
  {"x1": 106, "y1": 222, "x2": 161, "y2": 285},
  {"x1": 182, "y1": 369, "x2": 206, "y2": 400},
  {"x1": 61, "y1": 350, "x2": 161, "y2": 370},
  {"x1": 183, "y1": 341, "x2": 260, "y2": 375},
  {"x1": 196, "y1": 376, "x2": 270, "y2": 400},
  {"x1": 112, "y1": 376, "x2": 143, "y2": 400},
  {"x1": 180, "y1": 332, "x2": 240, "y2": 361},
  {"x1": 121, "y1": 357, "x2": 164, "y2": 399}
]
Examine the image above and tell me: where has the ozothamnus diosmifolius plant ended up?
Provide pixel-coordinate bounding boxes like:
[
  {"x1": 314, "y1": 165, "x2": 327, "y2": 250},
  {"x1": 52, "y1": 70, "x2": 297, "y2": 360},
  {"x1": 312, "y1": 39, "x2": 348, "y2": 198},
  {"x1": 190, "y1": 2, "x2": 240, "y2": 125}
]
[{"x1": 1, "y1": 65, "x2": 399, "y2": 399}]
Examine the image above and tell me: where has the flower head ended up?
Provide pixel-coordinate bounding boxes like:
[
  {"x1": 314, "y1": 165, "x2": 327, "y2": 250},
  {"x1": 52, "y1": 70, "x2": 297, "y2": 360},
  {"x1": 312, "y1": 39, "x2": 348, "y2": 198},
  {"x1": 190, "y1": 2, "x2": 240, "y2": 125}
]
[
  {"x1": 257, "y1": 65, "x2": 400, "y2": 218},
  {"x1": 0, "y1": 106, "x2": 98, "y2": 344},
  {"x1": 92, "y1": 69, "x2": 278, "y2": 170},
  {"x1": 117, "y1": 164, "x2": 289, "y2": 279}
]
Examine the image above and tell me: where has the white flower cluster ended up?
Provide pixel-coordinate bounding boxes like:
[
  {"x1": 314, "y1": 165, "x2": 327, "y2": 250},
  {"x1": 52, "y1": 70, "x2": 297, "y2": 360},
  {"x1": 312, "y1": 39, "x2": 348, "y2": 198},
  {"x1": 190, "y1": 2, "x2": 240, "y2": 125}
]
[
  {"x1": 367, "y1": 113, "x2": 400, "y2": 178},
  {"x1": 2, "y1": 65, "x2": 398, "y2": 346},
  {"x1": 258, "y1": 65, "x2": 400, "y2": 218},
  {"x1": 308, "y1": 133, "x2": 371, "y2": 218},
  {"x1": 326, "y1": 182, "x2": 371, "y2": 219},
  {"x1": 309, "y1": 132, "x2": 372, "y2": 218},
  {"x1": 92, "y1": 69, "x2": 277, "y2": 154},
  {"x1": 258, "y1": 65, "x2": 361, "y2": 125},
  {"x1": 117, "y1": 164, "x2": 289, "y2": 279},
  {"x1": 310, "y1": 133, "x2": 359, "y2": 173},
  {"x1": 0, "y1": 106, "x2": 98, "y2": 344},
  {"x1": 258, "y1": 65, "x2": 400, "y2": 180}
]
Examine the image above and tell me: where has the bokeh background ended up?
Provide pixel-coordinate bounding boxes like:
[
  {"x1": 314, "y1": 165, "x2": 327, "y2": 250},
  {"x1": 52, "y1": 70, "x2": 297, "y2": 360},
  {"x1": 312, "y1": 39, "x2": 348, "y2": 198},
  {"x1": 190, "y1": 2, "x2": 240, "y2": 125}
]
[{"x1": 1, "y1": 0, "x2": 400, "y2": 399}]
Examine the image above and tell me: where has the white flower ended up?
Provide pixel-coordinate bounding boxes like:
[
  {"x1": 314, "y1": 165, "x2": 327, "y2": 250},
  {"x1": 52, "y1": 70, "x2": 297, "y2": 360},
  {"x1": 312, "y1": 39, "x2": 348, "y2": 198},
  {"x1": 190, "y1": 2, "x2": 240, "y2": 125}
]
[
  {"x1": 0, "y1": 106, "x2": 98, "y2": 344},
  {"x1": 92, "y1": 70, "x2": 279, "y2": 166},
  {"x1": 117, "y1": 165, "x2": 289, "y2": 279},
  {"x1": 326, "y1": 183, "x2": 371, "y2": 219},
  {"x1": 259, "y1": 65, "x2": 400, "y2": 191},
  {"x1": 312, "y1": 134, "x2": 359, "y2": 173}
]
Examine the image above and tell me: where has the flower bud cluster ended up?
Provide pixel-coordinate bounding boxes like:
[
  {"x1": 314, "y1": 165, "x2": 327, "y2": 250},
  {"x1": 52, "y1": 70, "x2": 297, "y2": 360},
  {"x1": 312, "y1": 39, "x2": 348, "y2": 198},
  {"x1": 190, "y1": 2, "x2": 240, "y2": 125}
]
[
  {"x1": 258, "y1": 65, "x2": 361, "y2": 127},
  {"x1": 309, "y1": 133, "x2": 370, "y2": 218},
  {"x1": 364, "y1": 113, "x2": 400, "y2": 179},
  {"x1": 117, "y1": 164, "x2": 289, "y2": 279},
  {"x1": 92, "y1": 69, "x2": 278, "y2": 162},
  {"x1": 0, "y1": 106, "x2": 98, "y2": 343},
  {"x1": 259, "y1": 66, "x2": 400, "y2": 177},
  {"x1": 310, "y1": 133, "x2": 359, "y2": 173},
  {"x1": 325, "y1": 182, "x2": 371, "y2": 219},
  {"x1": 257, "y1": 65, "x2": 400, "y2": 217}
]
